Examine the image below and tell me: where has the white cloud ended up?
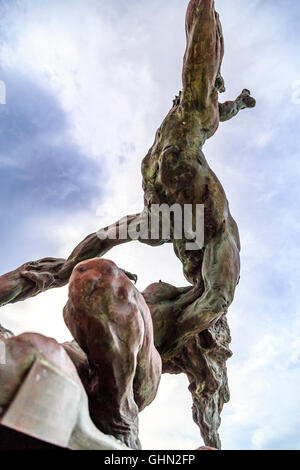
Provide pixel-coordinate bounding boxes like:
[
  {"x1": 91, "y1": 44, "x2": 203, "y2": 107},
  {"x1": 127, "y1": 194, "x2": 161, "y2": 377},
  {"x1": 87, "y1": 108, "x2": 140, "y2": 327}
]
[{"x1": 139, "y1": 374, "x2": 201, "y2": 450}]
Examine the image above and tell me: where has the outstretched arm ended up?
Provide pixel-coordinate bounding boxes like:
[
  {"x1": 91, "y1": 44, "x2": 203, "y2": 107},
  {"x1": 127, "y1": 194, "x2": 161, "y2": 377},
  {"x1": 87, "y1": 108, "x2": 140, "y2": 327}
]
[
  {"x1": 0, "y1": 257, "x2": 66, "y2": 307},
  {"x1": 0, "y1": 212, "x2": 166, "y2": 308},
  {"x1": 182, "y1": 0, "x2": 224, "y2": 108},
  {"x1": 0, "y1": 214, "x2": 140, "y2": 308},
  {"x1": 219, "y1": 89, "x2": 256, "y2": 122}
]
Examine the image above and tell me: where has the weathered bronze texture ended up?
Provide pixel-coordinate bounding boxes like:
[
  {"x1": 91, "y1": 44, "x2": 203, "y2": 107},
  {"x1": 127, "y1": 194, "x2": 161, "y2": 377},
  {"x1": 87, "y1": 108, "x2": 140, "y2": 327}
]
[
  {"x1": 0, "y1": 0, "x2": 255, "y2": 449},
  {"x1": 64, "y1": 258, "x2": 162, "y2": 449}
]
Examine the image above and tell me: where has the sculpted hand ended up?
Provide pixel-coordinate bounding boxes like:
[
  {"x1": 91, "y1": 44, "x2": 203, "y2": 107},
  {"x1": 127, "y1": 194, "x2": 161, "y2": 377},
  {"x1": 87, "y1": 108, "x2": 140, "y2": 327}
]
[
  {"x1": 119, "y1": 269, "x2": 138, "y2": 284},
  {"x1": 0, "y1": 323, "x2": 13, "y2": 339},
  {"x1": 20, "y1": 258, "x2": 66, "y2": 291},
  {"x1": 236, "y1": 89, "x2": 256, "y2": 109}
]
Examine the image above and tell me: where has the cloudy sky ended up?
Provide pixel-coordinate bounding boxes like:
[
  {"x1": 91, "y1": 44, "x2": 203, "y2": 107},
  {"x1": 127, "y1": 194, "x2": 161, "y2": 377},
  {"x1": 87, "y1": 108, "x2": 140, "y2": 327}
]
[{"x1": 0, "y1": 0, "x2": 300, "y2": 450}]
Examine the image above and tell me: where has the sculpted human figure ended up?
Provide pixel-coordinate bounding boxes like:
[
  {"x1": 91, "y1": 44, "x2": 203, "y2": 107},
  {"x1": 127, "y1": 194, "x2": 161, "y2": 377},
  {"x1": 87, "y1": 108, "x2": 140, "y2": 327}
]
[
  {"x1": 0, "y1": 0, "x2": 255, "y2": 449},
  {"x1": 0, "y1": 258, "x2": 161, "y2": 449},
  {"x1": 63, "y1": 258, "x2": 162, "y2": 449}
]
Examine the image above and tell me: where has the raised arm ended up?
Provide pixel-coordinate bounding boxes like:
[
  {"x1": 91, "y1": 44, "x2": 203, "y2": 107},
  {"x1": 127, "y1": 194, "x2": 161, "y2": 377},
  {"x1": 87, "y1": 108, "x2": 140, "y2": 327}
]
[{"x1": 182, "y1": 0, "x2": 224, "y2": 109}]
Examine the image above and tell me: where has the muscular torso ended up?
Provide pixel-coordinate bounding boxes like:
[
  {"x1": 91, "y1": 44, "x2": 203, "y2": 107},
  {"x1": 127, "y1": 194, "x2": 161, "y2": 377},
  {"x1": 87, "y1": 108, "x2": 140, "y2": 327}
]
[{"x1": 141, "y1": 102, "x2": 240, "y2": 284}]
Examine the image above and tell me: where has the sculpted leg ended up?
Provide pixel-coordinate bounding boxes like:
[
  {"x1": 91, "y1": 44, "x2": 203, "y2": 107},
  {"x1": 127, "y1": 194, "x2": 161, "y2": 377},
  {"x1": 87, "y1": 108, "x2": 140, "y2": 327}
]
[
  {"x1": 176, "y1": 227, "x2": 240, "y2": 343},
  {"x1": 142, "y1": 281, "x2": 203, "y2": 356},
  {"x1": 63, "y1": 258, "x2": 161, "y2": 449},
  {"x1": 142, "y1": 281, "x2": 232, "y2": 450}
]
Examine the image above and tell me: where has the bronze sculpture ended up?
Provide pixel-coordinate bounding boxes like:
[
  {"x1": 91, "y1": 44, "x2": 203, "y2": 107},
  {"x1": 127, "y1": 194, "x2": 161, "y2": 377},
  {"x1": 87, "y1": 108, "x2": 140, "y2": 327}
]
[{"x1": 0, "y1": 0, "x2": 255, "y2": 450}]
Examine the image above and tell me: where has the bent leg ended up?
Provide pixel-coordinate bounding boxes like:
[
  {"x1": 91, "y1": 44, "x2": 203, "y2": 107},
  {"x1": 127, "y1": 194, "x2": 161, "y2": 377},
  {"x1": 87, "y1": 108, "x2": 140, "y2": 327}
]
[
  {"x1": 142, "y1": 281, "x2": 203, "y2": 356},
  {"x1": 176, "y1": 227, "x2": 240, "y2": 343}
]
